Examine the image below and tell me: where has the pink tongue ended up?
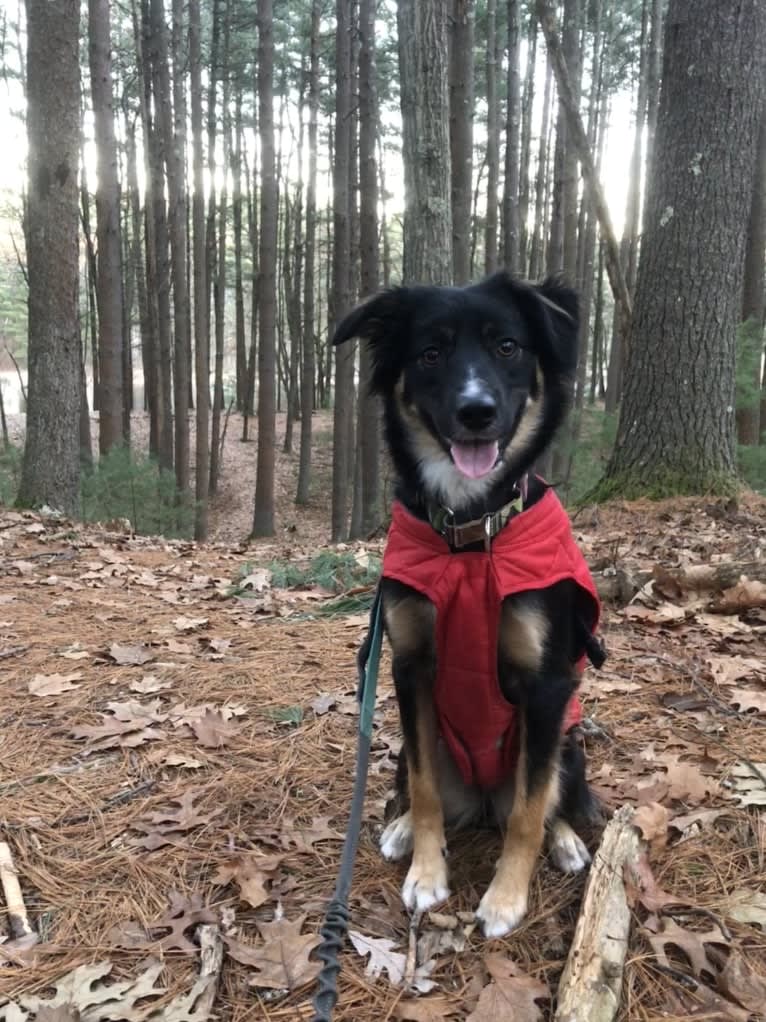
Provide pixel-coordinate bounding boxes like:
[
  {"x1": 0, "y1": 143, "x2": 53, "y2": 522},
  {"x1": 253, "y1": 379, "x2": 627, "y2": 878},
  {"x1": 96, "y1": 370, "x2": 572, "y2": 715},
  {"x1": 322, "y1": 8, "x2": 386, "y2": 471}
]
[{"x1": 450, "y1": 441, "x2": 499, "y2": 479}]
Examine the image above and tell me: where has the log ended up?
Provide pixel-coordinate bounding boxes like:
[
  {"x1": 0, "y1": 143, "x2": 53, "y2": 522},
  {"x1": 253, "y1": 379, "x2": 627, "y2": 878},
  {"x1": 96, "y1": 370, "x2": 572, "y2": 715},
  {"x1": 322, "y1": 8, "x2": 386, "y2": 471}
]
[
  {"x1": 590, "y1": 561, "x2": 766, "y2": 605},
  {"x1": 0, "y1": 841, "x2": 36, "y2": 942},
  {"x1": 554, "y1": 805, "x2": 641, "y2": 1022}
]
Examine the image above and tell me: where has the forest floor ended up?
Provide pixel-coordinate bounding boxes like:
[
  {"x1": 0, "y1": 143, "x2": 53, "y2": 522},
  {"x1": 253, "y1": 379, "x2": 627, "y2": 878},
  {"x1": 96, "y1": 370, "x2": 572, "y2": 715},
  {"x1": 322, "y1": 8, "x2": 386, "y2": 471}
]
[{"x1": 0, "y1": 413, "x2": 765, "y2": 1021}]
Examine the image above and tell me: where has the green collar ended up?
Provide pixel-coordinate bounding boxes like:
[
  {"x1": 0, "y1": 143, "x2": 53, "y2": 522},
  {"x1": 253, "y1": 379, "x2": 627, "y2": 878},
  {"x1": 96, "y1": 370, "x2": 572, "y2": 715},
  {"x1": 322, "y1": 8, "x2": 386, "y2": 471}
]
[{"x1": 427, "y1": 475, "x2": 527, "y2": 552}]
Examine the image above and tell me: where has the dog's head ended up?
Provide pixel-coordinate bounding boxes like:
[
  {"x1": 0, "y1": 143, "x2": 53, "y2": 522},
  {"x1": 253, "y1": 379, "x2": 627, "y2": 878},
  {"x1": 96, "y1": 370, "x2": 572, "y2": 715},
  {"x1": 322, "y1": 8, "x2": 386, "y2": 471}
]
[{"x1": 333, "y1": 272, "x2": 579, "y2": 509}]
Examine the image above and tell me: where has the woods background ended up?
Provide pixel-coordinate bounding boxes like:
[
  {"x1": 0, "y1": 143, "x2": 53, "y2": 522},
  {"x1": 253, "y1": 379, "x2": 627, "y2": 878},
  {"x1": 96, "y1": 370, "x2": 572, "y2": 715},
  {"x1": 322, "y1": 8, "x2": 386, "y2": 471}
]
[{"x1": 0, "y1": 0, "x2": 764, "y2": 541}]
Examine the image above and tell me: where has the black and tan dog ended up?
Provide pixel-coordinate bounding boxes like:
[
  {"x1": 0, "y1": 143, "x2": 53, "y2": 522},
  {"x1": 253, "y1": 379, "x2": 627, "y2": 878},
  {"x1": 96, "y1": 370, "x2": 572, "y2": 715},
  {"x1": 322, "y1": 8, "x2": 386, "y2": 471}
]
[{"x1": 333, "y1": 271, "x2": 601, "y2": 938}]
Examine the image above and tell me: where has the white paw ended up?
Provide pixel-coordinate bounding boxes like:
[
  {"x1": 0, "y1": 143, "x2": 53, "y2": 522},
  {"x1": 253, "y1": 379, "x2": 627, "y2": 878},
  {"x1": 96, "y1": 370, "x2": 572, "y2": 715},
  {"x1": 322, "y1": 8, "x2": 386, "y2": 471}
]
[
  {"x1": 476, "y1": 881, "x2": 528, "y2": 938},
  {"x1": 380, "y1": 813, "x2": 414, "y2": 862},
  {"x1": 402, "y1": 856, "x2": 450, "y2": 912},
  {"x1": 550, "y1": 825, "x2": 591, "y2": 874}
]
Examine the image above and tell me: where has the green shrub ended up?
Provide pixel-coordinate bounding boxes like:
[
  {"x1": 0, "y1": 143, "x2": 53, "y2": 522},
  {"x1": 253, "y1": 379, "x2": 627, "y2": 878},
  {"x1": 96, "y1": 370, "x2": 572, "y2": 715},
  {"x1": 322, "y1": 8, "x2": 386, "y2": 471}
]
[
  {"x1": 267, "y1": 548, "x2": 380, "y2": 592},
  {"x1": 81, "y1": 447, "x2": 194, "y2": 537},
  {"x1": 739, "y1": 443, "x2": 766, "y2": 495}
]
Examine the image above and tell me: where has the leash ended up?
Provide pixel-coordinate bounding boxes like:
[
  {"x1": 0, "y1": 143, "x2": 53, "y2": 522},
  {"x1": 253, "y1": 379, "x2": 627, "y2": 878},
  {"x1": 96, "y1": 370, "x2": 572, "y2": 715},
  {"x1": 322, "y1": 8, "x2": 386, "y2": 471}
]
[{"x1": 310, "y1": 586, "x2": 384, "y2": 1022}]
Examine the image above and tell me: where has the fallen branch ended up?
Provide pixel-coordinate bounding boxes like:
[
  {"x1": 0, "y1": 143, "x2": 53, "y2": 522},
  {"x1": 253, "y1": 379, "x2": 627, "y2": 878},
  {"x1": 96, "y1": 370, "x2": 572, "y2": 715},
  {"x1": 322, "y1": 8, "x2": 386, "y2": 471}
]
[
  {"x1": 653, "y1": 561, "x2": 766, "y2": 593},
  {"x1": 0, "y1": 841, "x2": 36, "y2": 943},
  {"x1": 554, "y1": 805, "x2": 641, "y2": 1022}
]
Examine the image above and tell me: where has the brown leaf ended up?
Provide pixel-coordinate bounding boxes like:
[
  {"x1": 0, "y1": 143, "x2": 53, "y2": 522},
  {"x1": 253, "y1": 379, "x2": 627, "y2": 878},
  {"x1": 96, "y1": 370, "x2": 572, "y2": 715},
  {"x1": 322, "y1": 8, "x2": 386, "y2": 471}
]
[
  {"x1": 624, "y1": 851, "x2": 686, "y2": 913},
  {"x1": 669, "y1": 807, "x2": 729, "y2": 835},
  {"x1": 644, "y1": 916, "x2": 728, "y2": 979},
  {"x1": 36, "y1": 1008, "x2": 80, "y2": 1022},
  {"x1": 280, "y1": 816, "x2": 341, "y2": 853},
  {"x1": 226, "y1": 915, "x2": 321, "y2": 991},
  {"x1": 632, "y1": 802, "x2": 669, "y2": 853},
  {"x1": 716, "y1": 952, "x2": 766, "y2": 1012},
  {"x1": 173, "y1": 615, "x2": 209, "y2": 632},
  {"x1": 210, "y1": 853, "x2": 283, "y2": 909},
  {"x1": 190, "y1": 709, "x2": 240, "y2": 747},
  {"x1": 129, "y1": 675, "x2": 172, "y2": 694},
  {"x1": 13, "y1": 959, "x2": 165, "y2": 1019},
  {"x1": 729, "y1": 761, "x2": 766, "y2": 806},
  {"x1": 624, "y1": 603, "x2": 689, "y2": 626},
  {"x1": 705, "y1": 654, "x2": 765, "y2": 687},
  {"x1": 395, "y1": 998, "x2": 457, "y2": 1021},
  {"x1": 28, "y1": 672, "x2": 82, "y2": 697},
  {"x1": 713, "y1": 578, "x2": 766, "y2": 613},
  {"x1": 719, "y1": 887, "x2": 766, "y2": 929},
  {"x1": 466, "y1": 956, "x2": 549, "y2": 1022},
  {"x1": 726, "y1": 684, "x2": 766, "y2": 714},
  {"x1": 139, "y1": 790, "x2": 223, "y2": 833},
  {"x1": 106, "y1": 698, "x2": 168, "y2": 724},
  {"x1": 150, "y1": 891, "x2": 217, "y2": 952},
  {"x1": 108, "y1": 642, "x2": 155, "y2": 666},
  {"x1": 662, "y1": 756, "x2": 721, "y2": 803},
  {"x1": 347, "y1": 930, "x2": 436, "y2": 993}
]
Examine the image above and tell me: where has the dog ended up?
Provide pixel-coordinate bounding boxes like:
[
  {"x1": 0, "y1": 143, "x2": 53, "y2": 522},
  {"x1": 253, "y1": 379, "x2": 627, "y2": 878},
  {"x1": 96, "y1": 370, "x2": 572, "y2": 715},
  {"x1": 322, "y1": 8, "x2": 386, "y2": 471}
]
[{"x1": 333, "y1": 271, "x2": 602, "y2": 938}]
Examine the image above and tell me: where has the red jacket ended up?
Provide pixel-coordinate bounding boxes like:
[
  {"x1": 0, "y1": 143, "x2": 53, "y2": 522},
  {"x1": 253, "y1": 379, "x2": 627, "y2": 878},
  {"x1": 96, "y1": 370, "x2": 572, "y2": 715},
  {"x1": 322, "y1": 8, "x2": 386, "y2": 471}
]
[{"x1": 381, "y1": 488, "x2": 600, "y2": 790}]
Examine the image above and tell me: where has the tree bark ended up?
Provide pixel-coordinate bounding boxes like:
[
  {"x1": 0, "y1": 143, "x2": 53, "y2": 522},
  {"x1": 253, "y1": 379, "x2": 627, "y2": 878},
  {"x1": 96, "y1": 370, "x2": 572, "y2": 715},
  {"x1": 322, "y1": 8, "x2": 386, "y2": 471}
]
[
  {"x1": 19, "y1": 0, "x2": 81, "y2": 514},
  {"x1": 252, "y1": 0, "x2": 278, "y2": 537},
  {"x1": 233, "y1": 88, "x2": 247, "y2": 414},
  {"x1": 330, "y1": 0, "x2": 354, "y2": 541},
  {"x1": 518, "y1": 16, "x2": 537, "y2": 275},
  {"x1": 449, "y1": 0, "x2": 474, "y2": 285},
  {"x1": 296, "y1": 0, "x2": 320, "y2": 507},
  {"x1": 190, "y1": 0, "x2": 209, "y2": 539},
  {"x1": 603, "y1": 0, "x2": 766, "y2": 498},
  {"x1": 501, "y1": 0, "x2": 521, "y2": 273},
  {"x1": 484, "y1": 0, "x2": 500, "y2": 275},
  {"x1": 529, "y1": 51, "x2": 553, "y2": 280},
  {"x1": 88, "y1": 0, "x2": 125, "y2": 456},
  {"x1": 398, "y1": 0, "x2": 453, "y2": 284}
]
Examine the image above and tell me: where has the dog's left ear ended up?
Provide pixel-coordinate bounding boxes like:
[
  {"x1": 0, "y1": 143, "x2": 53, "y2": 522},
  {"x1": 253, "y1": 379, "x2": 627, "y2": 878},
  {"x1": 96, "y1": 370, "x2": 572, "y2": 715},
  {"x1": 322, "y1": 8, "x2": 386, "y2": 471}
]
[
  {"x1": 477, "y1": 271, "x2": 580, "y2": 375},
  {"x1": 332, "y1": 288, "x2": 412, "y2": 394}
]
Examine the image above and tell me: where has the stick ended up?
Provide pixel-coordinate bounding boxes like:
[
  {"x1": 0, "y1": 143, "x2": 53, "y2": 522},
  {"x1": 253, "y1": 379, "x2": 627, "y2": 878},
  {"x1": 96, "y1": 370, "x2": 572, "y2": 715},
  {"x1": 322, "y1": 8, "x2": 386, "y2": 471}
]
[
  {"x1": 403, "y1": 909, "x2": 423, "y2": 989},
  {"x1": 0, "y1": 841, "x2": 36, "y2": 941},
  {"x1": 554, "y1": 805, "x2": 641, "y2": 1022}
]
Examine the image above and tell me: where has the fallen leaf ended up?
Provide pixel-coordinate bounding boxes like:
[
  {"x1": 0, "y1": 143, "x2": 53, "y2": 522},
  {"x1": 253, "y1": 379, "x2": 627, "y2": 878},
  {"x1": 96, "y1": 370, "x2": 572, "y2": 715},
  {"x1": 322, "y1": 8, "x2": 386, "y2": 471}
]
[
  {"x1": 729, "y1": 761, "x2": 766, "y2": 806},
  {"x1": 149, "y1": 891, "x2": 217, "y2": 953},
  {"x1": 669, "y1": 807, "x2": 729, "y2": 836},
  {"x1": 28, "y1": 672, "x2": 82, "y2": 697},
  {"x1": 280, "y1": 816, "x2": 341, "y2": 853},
  {"x1": 190, "y1": 709, "x2": 240, "y2": 748},
  {"x1": 173, "y1": 615, "x2": 209, "y2": 632},
  {"x1": 726, "y1": 684, "x2": 766, "y2": 714},
  {"x1": 713, "y1": 578, "x2": 766, "y2": 613},
  {"x1": 226, "y1": 915, "x2": 320, "y2": 991},
  {"x1": 211, "y1": 854, "x2": 283, "y2": 909},
  {"x1": 719, "y1": 887, "x2": 766, "y2": 929},
  {"x1": 108, "y1": 642, "x2": 155, "y2": 666},
  {"x1": 348, "y1": 930, "x2": 436, "y2": 993},
  {"x1": 624, "y1": 604, "x2": 688, "y2": 626},
  {"x1": 9, "y1": 959, "x2": 165, "y2": 1020},
  {"x1": 633, "y1": 802, "x2": 669, "y2": 852},
  {"x1": 716, "y1": 951, "x2": 766, "y2": 1012},
  {"x1": 705, "y1": 654, "x2": 765, "y2": 687},
  {"x1": 643, "y1": 915, "x2": 728, "y2": 978},
  {"x1": 662, "y1": 756, "x2": 721, "y2": 802},
  {"x1": 466, "y1": 956, "x2": 549, "y2": 1022},
  {"x1": 624, "y1": 851, "x2": 686, "y2": 913},
  {"x1": 129, "y1": 675, "x2": 172, "y2": 694},
  {"x1": 238, "y1": 568, "x2": 272, "y2": 592},
  {"x1": 161, "y1": 752, "x2": 205, "y2": 769},
  {"x1": 395, "y1": 998, "x2": 457, "y2": 1021},
  {"x1": 137, "y1": 790, "x2": 223, "y2": 833},
  {"x1": 59, "y1": 648, "x2": 90, "y2": 661}
]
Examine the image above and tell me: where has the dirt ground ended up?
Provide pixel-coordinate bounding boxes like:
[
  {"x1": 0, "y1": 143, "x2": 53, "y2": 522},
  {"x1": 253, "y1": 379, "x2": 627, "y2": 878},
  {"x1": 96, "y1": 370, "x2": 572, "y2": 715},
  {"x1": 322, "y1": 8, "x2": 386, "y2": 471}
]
[{"x1": 0, "y1": 416, "x2": 765, "y2": 1020}]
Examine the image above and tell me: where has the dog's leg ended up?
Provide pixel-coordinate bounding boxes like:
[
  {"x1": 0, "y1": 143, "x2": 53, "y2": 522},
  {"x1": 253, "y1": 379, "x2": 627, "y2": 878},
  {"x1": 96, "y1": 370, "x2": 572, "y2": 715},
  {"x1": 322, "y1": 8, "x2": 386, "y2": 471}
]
[{"x1": 381, "y1": 584, "x2": 448, "y2": 912}]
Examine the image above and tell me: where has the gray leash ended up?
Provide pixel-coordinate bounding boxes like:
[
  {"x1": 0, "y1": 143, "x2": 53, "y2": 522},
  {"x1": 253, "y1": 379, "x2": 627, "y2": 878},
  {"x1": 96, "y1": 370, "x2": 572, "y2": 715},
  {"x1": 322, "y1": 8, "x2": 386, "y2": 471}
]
[{"x1": 310, "y1": 587, "x2": 384, "y2": 1022}]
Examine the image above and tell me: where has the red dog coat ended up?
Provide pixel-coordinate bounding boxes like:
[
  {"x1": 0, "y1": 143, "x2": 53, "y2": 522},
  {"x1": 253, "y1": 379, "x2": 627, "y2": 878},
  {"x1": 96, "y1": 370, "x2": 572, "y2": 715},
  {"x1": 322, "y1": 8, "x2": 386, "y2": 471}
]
[{"x1": 381, "y1": 488, "x2": 600, "y2": 789}]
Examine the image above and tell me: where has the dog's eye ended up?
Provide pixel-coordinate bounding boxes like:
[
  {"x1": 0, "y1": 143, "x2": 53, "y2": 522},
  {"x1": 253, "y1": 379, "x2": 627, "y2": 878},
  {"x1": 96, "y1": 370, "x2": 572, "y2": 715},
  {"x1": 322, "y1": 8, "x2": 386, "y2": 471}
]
[
  {"x1": 497, "y1": 339, "x2": 518, "y2": 358},
  {"x1": 420, "y1": 347, "x2": 440, "y2": 367}
]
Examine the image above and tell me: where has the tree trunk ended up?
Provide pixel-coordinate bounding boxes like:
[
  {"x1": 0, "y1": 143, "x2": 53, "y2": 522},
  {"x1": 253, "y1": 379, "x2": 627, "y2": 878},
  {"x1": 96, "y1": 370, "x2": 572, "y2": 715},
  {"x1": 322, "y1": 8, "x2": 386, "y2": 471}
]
[
  {"x1": 88, "y1": 0, "x2": 125, "y2": 456},
  {"x1": 125, "y1": 114, "x2": 151, "y2": 436},
  {"x1": 296, "y1": 0, "x2": 320, "y2": 506},
  {"x1": 560, "y1": 0, "x2": 581, "y2": 283},
  {"x1": 352, "y1": 0, "x2": 380, "y2": 537},
  {"x1": 603, "y1": 0, "x2": 766, "y2": 499},
  {"x1": 529, "y1": 51, "x2": 553, "y2": 280},
  {"x1": 233, "y1": 87, "x2": 247, "y2": 414},
  {"x1": 330, "y1": 0, "x2": 354, "y2": 540},
  {"x1": 484, "y1": 0, "x2": 500, "y2": 275},
  {"x1": 252, "y1": 0, "x2": 278, "y2": 537},
  {"x1": 518, "y1": 16, "x2": 537, "y2": 276},
  {"x1": 398, "y1": 0, "x2": 452, "y2": 284},
  {"x1": 190, "y1": 0, "x2": 209, "y2": 538},
  {"x1": 449, "y1": 0, "x2": 474, "y2": 285},
  {"x1": 501, "y1": 0, "x2": 521, "y2": 273},
  {"x1": 536, "y1": 1, "x2": 631, "y2": 346},
  {"x1": 644, "y1": 0, "x2": 663, "y2": 209},
  {"x1": 19, "y1": 0, "x2": 81, "y2": 514}
]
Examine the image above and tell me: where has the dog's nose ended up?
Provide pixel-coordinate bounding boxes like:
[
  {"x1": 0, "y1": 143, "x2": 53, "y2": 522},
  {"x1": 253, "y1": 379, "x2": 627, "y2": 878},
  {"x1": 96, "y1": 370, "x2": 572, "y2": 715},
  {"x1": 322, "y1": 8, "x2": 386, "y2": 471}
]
[{"x1": 456, "y1": 393, "x2": 497, "y2": 430}]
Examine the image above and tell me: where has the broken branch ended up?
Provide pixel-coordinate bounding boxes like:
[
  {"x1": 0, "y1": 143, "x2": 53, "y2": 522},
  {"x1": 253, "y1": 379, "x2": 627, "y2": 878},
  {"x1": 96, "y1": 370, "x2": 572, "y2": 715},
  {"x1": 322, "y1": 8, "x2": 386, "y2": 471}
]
[{"x1": 0, "y1": 841, "x2": 36, "y2": 942}]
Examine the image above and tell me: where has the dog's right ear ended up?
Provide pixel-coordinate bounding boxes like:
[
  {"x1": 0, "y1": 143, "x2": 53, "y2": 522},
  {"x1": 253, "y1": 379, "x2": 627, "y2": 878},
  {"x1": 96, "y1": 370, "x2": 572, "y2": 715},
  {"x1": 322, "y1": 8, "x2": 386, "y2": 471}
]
[{"x1": 332, "y1": 288, "x2": 411, "y2": 394}]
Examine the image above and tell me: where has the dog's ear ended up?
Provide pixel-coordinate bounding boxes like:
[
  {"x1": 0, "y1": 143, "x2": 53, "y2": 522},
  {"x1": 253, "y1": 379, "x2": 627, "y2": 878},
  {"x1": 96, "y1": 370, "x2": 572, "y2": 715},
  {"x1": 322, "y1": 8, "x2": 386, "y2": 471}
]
[
  {"x1": 332, "y1": 288, "x2": 412, "y2": 394},
  {"x1": 477, "y1": 271, "x2": 580, "y2": 375}
]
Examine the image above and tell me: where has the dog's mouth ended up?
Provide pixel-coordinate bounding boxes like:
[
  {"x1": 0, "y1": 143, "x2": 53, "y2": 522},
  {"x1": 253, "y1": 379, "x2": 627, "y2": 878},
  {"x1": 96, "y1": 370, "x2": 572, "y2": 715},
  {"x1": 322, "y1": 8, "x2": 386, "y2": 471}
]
[{"x1": 449, "y1": 440, "x2": 500, "y2": 479}]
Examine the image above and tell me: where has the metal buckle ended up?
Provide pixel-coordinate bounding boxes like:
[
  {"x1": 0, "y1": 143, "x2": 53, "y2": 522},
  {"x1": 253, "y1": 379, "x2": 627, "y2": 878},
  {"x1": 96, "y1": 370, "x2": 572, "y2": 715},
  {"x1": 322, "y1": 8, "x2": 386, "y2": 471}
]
[{"x1": 484, "y1": 513, "x2": 493, "y2": 553}]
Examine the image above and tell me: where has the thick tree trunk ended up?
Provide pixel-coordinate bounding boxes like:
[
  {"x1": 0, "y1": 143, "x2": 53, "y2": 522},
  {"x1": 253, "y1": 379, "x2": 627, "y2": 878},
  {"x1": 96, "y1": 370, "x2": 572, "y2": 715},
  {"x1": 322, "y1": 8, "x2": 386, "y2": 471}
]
[
  {"x1": 330, "y1": 0, "x2": 354, "y2": 541},
  {"x1": 644, "y1": 0, "x2": 663, "y2": 209},
  {"x1": 88, "y1": 0, "x2": 125, "y2": 455},
  {"x1": 19, "y1": 0, "x2": 81, "y2": 514},
  {"x1": 296, "y1": 0, "x2": 320, "y2": 507},
  {"x1": 252, "y1": 0, "x2": 278, "y2": 537},
  {"x1": 190, "y1": 0, "x2": 209, "y2": 539},
  {"x1": 603, "y1": 0, "x2": 766, "y2": 498},
  {"x1": 449, "y1": 0, "x2": 474, "y2": 285},
  {"x1": 501, "y1": 0, "x2": 521, "y2": 273},
  {"x1": 737, "y1": 112, "x2": 765, "y2": 446},
  {"x1": 233, "y1": 89, "x2": 247, "y2": 414},
  {"x1": 398, "y1": 0, "x2": 452, "y2": 284}
]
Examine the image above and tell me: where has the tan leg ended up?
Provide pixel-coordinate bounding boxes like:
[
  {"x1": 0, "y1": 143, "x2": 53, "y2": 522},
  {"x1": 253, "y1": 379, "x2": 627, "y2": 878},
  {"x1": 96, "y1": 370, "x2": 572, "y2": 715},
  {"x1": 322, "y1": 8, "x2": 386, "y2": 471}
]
[{"x1": 477, "y1": 721, "x2": 560, "y2": 937}]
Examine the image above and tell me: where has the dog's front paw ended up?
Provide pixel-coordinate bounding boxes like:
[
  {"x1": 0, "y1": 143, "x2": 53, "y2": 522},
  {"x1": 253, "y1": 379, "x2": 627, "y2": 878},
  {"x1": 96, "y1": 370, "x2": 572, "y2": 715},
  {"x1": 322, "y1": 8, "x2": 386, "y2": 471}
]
[
  {"x1": 550, "y1": 821, "x2": 591, "y2": 874},
  {"x1": 476, "y1": 877, "x2": 528, "y2": 938},
  {"x1": 402, "y1": 854, "x2": 449, "y2": 912},
  {"x1": 380, "y1": 812, "x2": 414, "y2": 862}
]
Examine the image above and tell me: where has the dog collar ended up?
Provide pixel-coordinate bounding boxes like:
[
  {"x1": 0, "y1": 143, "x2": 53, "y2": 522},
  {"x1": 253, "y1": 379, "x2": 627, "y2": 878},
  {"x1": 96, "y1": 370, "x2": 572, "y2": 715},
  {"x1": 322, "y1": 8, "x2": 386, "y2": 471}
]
[{"x1": 428, "y1": 474, "x2": 528, "y2": 552}]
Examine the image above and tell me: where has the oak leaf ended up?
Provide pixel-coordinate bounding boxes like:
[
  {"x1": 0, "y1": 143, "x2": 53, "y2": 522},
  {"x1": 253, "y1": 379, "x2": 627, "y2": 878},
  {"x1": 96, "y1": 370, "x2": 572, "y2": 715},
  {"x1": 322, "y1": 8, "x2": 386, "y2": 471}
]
[
  {"x1": 395, "y1": 998, "x2": 457, "y2": 1021},
  {"x1": 226, "y1": 915, "x2": 320, "y2": 991},
  {"x1": 28, "y1": 672, "x2": 82, "y2": 697},
  {"x1": 466, "y1": 956, "x2": 549, "y2": 1022},
  {"x1": 190, "y1": 709, "x2": 240, "y2": 747},
  {"x1": 348, "y1": 930, "x2": 436, "y2": 992},
  {"x1": 108, "y1": 642, "x2": 155, "y2": 665},
  {"x1": 210, "y1": 853, "x2": 283, "y2": 909}
]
